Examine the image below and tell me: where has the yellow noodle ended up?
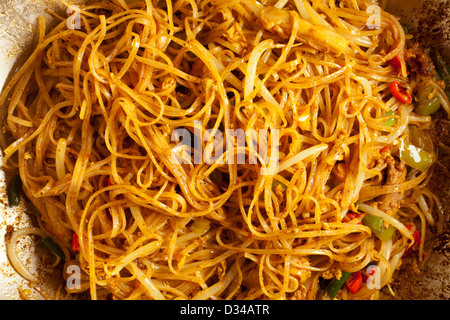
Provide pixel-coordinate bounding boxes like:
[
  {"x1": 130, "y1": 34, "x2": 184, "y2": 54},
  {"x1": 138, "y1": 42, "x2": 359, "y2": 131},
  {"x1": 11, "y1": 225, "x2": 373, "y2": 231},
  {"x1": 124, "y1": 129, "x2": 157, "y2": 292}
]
[{"x1": 1, "y1": 0, "x2": 448, "y2": 300}]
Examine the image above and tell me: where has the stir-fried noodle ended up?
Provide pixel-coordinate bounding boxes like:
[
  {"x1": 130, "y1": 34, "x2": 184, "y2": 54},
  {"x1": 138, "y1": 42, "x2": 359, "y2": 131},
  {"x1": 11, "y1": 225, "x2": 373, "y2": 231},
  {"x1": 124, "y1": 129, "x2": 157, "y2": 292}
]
[{"x1": 0, "y1": 0, "x2": 448, "y2": 299}]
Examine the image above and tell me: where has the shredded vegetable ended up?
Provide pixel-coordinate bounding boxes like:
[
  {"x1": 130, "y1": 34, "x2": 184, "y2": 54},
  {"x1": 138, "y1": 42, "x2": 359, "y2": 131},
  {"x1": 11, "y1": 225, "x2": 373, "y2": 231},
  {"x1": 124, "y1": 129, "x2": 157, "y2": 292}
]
[{"x1": 7, "y1": 174, "x2": 22, "y2": 207}]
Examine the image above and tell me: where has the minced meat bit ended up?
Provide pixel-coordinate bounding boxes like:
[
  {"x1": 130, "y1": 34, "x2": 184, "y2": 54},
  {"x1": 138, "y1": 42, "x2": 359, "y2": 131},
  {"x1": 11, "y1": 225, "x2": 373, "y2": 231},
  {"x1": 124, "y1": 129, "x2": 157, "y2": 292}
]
[{"x1": 404, "y1": 43, "x2": 436, "y2": 77}]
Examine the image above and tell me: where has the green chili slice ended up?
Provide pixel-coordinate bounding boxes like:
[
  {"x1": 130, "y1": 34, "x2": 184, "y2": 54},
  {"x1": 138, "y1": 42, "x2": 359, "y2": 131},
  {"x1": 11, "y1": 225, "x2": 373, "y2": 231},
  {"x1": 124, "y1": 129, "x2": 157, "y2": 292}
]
[
  {"x1": 327, "y1": 271, "x2": 352, "y2": 299},
  {"x1": 383, "y1": 110, "x2": 397, "y2": 127},
  {"x1": 415, "y1": 84, "x2": 441, "y2": 116},
  {"x1": 41, "y1": 237, "x2": 65, "y2": 261},
  {"x1": 362, "y1": 214, "x2": 395, "y2": 242},
  {"x1": 399, "y1": 138, "x2": 436, "y2": 172},
  {"x1": 7, "y1": 174, "x2": 22, "y2": 207}
]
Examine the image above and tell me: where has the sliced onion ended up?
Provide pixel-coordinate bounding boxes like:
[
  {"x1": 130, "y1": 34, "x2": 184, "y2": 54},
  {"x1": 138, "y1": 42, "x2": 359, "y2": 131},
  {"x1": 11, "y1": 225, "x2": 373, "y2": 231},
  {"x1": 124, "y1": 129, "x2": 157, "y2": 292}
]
[{"x1": 7, "y1": 227, "x2": 48, "y2": 282}]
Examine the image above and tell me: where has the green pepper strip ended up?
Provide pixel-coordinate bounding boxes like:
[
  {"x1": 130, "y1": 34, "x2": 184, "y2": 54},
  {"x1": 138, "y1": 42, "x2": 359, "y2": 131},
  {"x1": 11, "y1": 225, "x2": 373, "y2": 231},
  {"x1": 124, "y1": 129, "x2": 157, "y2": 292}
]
[
  {"x1": 399, "y1": 138, "x2": 436, "y2": 172},
  {"x1": 415, "y1": 85, "x2": 441, "y2": 116},
  {"x1": 327, "y1": 271, "x2": 352, "y2": 299},
  {"x1": 7, "y1": 174, "x2": 22, "y2": 207},
  {"x1": 42, "y1": 237, "x2": 65, "y2": 261},
  {"x1": 383, "y1": 110, "x2": 396, "y2": 127},
  {"x1": 415, "y1": 97, "x2": 440, "y2": 116},
  {"x1": 362, "y1": 214, "x2": 395, "y2": 242}
]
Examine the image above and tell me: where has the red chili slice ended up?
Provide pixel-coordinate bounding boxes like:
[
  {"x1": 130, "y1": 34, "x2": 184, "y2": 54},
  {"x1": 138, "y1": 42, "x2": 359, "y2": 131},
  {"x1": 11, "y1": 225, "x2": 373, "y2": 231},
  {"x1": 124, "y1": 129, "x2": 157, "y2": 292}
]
[
  {"x1": 346, "y1": 212, "x2": 362, "y2": 224},
  {"x1": 72, "y1": 232, "x2": 80, "y2": 251},
  {"x1": 389, "y1": 53, "x2": 409, "y2": 76},
  {"x1": 346, "y1": 271, "x2": 362, "y2": 294},
  {"x1": 403, "y1": 224, "x2": 421, "y2": 257},
  {"x1": 390, "y1": 81, "x2": 412, "y2": 104},
  {"x1": 361, "y1": 266, "x2": 376, "y2": 283},
  {"x1": 390, "y1": 54, "x2": 403, "y2": 70},
  {"x1": 105, "y1": 177, "x2": 113, "y2": 186},
  {"x1": 380, "y1": 145, "x2": 390, "y2": 153}
]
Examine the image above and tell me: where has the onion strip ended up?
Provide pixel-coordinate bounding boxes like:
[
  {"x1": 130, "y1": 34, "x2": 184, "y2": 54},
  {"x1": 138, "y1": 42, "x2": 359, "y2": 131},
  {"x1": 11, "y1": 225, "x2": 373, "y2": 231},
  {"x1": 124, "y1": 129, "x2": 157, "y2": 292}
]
[{"x1": 7, "y1": 227, "x2": 49, "y2": 283}]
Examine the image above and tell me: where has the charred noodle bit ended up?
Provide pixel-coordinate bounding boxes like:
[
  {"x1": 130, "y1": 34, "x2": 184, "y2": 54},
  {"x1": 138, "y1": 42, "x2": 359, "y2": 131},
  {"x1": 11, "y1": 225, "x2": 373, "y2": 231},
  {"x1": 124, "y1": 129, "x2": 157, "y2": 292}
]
[{"x1": 0, "y1": 0, "x2": 448, "y2": 300}]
